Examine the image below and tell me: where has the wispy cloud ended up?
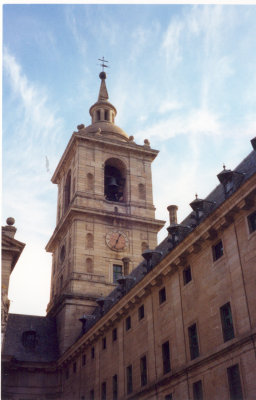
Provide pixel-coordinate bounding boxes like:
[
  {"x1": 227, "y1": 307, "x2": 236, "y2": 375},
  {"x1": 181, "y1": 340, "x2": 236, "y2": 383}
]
[{"x1": 3, "y1": 48, "x2": 63, "y2": 315}]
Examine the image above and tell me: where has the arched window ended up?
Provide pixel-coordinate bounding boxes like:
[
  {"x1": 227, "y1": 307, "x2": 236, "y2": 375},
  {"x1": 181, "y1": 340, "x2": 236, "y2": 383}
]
[
  {"x1": 104, "y1": 158, "x2": 126, "y2": 202},
  {"x1": 87, "y1": 173, "x2": 94, "y2": 191},
  {"x1": 141, "y1": 242, "x2": 148, "y2": 253},
  {"x1": 64, "y1": 170, "x2": 71, "y2": 212},
  {"x1": 138, "y1": 183, "x2": 146, "y2": 200},
  {"x1": 104, "y1": 110, "x2": 109, "y2": 121},
  {"x1": 96, "y1": 110, "x2": 101, "y2": 121},
  {"x1": 86, "y1": 233, "x2": 94, "y2": 249},
  {"x1": 86, "y1": 258, "x2": 93, "y2": 273}
]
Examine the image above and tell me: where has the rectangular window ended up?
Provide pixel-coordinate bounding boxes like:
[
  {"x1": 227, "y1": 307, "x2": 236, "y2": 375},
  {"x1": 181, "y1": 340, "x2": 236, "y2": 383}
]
[
  {"x1": 220, "y1": 302, "x2": 235, "y2": 342},
  {"x1": 126, "y1": 365, "x2": 133, "y2": 394},
  {"x1": 183, "y1": 266, "x2": 192, "y2": 285},
  {"x1": 193, "y1": 380, "x2": 203, "y2": 400},
  {"x1": 102, "y1": 337, "x2": 106, "y2": 350},
  {"x1": 73, "y1": 362, "x2": 77, "y2": 373},
  {"x1": 65, "y1": 367, "x2": 69, "y2": 380},
  {"x1": 90, "y1": 390, "x2": 94, "y2": 400},
  {"x1": 140, "y1": 355, "x2": 147, "y2": 386},
  {"x1": 248, "y1": 210, "x2": 256, "y2": 233},
  {"x1": 113, "y1": 374, "x2": 118, "y2": 400},
  {"x1": 91, "y1": 347, "x2": 95, "y2": 359},
  {"x1": 112, "y1": 328, "x2": 117, "y2": 341},
  {"x1": 188, "y1": 323, "x2": 199, "y2": 360},
  {"x1": 101, "y1": 382, "x2": 106, "y2": 400},
  {"x1": 113, "y1": 264, "x2": 122, "y2": 284},
  {"x1": 165, "y1": 395, "x2": 173, "y2": 400},
  {"x1": 138, "y1": 304, "x2": 145, "y2": 320},
  {"x1": 82, "y1": 354, "x2": 86, "y2": 366},
  {"x1": 159, "y1": 287, "x2": 166, "y2": 304},
  {"x1": 227, "y1": 364, "x2": 243, "y2": 400},
  {"x1": 212, "y1": 240, "x2": 224, "y2": 261},
  {"x1": 162, "y1": 341, "x2": 171, "y2": 374},
  {"x1": 126, "y1": 316, "x2": 131, "y2": 331}
]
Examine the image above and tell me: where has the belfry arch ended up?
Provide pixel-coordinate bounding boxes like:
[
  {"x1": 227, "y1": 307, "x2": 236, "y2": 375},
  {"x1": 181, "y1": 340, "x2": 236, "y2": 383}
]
[{"x1": 104, "y1": 158, "x2": 127, "y2": 202}]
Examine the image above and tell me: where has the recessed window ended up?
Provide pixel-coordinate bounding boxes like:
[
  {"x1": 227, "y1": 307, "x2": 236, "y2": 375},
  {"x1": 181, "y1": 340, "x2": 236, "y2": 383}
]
[
  {"x1": 193, "y1": 380, "x2": 203, "y2": 400},
  {"x1": 112, "y1": 328, "x2": 117, "y2": 341},
  {"x1": 112, "y1": 374, "x2": 118, "y2": 400},
  {"x1": 227, "y1": 364, "x2": 243, "y2": 400},
  {"x1": 248, "y1": 210, "x2": 256, "y2": 233},
  {"x1": 90, "y1": 389, "x2": 94, "y2": 400},
  {"x1": 126, "y1": 316, "x2": 131, "y2": 331},
  {"x1": 188, "y1": 323, "x2": 199, "y2": 360},
  {"x1": 162, "y1": 341, "x2": 171, "y2": 374},
  {"x1": 220, "y1": 302, "x2": 235, "y2": 342},
  {"x1": 101, "y1": 381, "x2": 106, "y2": 400},
  {"x1": 183, "y1": 266, "x2": 192, "y2": 285},
  {"x1": 126, "y1": 365, "x2": 133, "y2": 394},
  {"x1": 113, "y1": 265, "x2": 122, "y2": 284},
  {"x1": 73, "y1": 362, "x2": 77, "y2": 373},
  {"x1": 104, "y1": 109, "x2": 109, "y2": 121},
  {"x1": 159, "y1": 287, "x2": 166, "y2": 304},
  {"x1": 102, "y1": 337, "x2": 106, "y2": 350},
  {"x1": 91, "y1": 347, "x2": 95, "y2": 359},
  {"x1": 212, "y1": 240, "x2": 223, "y2": 261},
  {"x1": 165, "y1": 395, "x2": 173, "y2": 400},
  {"x1": 138, "y1": 305, "x2": 145, "y2": 320},
  {"x1": 82, "y1": 354, "x2": 86, "y2": 366},
  {"x1": 65, "y1": 367, "x2": 69, "y2": 380},
  {"x1": 140, "y1": 355, "x2": 147, "y2": 386},
  {"x1": 96, "y1": 110, "x2": 101, "y2": 121}
]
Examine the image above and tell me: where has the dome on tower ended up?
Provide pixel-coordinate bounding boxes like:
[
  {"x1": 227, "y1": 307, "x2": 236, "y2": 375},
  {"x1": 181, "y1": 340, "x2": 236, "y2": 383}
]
[{"x1": 84, "y1": 71, "x2": 129, "y2": 142}]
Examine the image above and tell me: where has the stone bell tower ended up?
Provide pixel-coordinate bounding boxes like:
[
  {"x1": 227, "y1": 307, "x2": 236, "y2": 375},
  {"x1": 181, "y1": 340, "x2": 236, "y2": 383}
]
[{"x1": 46, "y1": 69, "x2": 165, "y2": 354}]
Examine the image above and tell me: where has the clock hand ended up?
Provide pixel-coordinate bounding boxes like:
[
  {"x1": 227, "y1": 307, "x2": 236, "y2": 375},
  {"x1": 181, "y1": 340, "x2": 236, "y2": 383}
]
[{"x1": 113, "y1": 233, "x2": 121, "y2": 249}]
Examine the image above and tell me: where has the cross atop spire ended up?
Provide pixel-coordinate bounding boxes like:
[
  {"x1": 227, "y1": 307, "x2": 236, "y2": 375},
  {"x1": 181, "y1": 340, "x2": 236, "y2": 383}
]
[{"x1": 98, "y1": 57, "x2": 109, "y2": 72}]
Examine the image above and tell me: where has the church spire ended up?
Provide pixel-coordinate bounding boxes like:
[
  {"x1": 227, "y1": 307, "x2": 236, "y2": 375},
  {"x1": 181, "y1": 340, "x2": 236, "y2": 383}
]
[{"x1": 98, "y1": 72, "x2": 109, "y2": 101}]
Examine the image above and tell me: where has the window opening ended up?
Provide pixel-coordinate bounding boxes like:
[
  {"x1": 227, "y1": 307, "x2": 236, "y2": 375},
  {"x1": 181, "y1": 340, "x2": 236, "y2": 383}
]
[
  {"x1": 126, "y1": 316, "x2": 131, "y2": 331},
  {"x1": 64, "y1": 170, "x2": 71, "y2": 212},
  {"x1": 104, "y1": 164, "x2": 125, "y2": 202},
  {"x1": 113, "y1": 375, "x2": 118, "y2": 400},
  {"x1": 113, "y1": 265, "x2": 122, "y2": 284},
  {"x1": 126, "y1": 365, "x2": 133, "y2": 394},
  {"x1": 212, "y1": 240, "x2": 223, "y2": 261},
  {"x1": 101, "y1": 382, "x2": 106, "y2": 400},
  {"x1": 138, "y1": 305, "x2": 145, "y2": 320},
  {"x1": 102, "y1": 337, "x2": 106, "y2": 350},
  {"x1": 227, "y1": 364, "x2": 243, "y2": 400},
  {"x1": 162, "y1": 341, "x2": 171, "y2": 374},
  {"x1": 159, "y1": 287, "x2": 166, "y2": 304},
  {"x1": 193, "y1": 380, "x2": 203, "y2": 400},
  {"x1": 188, "y1": 323, "x2": 199, "y2": 360},
  {"x1": 112, "y1": 328, "x2": 117, "y2": 341},
  {"x1": 140, "y1": 356, "x2": 147, "y2": 386},
  {"x1": 183, "y1": 266, "x2": 192, "y2": 285},
  {"x1": 248, "y1": 210, "x2": 256, "y2": 233},
  {"x1": 220, "y1": 302, "x2": 235, "y2": 342}
]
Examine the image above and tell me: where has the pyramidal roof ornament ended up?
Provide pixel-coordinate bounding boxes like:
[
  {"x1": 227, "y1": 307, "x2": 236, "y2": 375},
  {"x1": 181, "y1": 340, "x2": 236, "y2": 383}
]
[{"x1": 98, "y1": 57, "x2": 109, "y2": 101}]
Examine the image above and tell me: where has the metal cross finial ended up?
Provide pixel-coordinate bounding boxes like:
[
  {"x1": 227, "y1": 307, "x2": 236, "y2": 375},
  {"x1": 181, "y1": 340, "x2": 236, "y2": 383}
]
[
  {"x1": 223, "y1": 164, "x2": 226, "y2": 170},
  {"x1": 98, "y1": 57, "x2": 109, "y2": 72}
]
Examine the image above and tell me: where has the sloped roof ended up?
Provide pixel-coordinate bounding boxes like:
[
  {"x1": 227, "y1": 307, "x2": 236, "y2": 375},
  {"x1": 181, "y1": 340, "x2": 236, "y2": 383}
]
[{"x1": 3, "y1": 314, "x2": 59, "y2": 363}]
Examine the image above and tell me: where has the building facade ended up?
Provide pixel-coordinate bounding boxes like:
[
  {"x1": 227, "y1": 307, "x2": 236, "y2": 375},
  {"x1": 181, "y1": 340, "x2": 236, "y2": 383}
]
[{"x1": 2, "y1": 72, "x2": 256, "y2": 400}]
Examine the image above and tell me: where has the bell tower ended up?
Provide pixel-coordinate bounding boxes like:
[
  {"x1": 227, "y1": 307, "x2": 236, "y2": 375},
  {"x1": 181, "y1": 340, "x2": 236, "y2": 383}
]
[{"x1": 46, "y1": 70, "x2": 165, "y2": 354}]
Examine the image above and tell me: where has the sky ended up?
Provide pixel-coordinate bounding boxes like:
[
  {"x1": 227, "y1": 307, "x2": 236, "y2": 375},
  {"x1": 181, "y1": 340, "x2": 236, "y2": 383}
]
[{"x1": 2, "y1": 3, "x2": 256, "y2": 316}]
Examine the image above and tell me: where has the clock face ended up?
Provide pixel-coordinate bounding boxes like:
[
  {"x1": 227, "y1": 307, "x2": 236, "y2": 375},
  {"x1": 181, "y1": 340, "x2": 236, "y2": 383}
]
[{"x1": 106, "y1": 230, "x2": 129, "y2": 251}]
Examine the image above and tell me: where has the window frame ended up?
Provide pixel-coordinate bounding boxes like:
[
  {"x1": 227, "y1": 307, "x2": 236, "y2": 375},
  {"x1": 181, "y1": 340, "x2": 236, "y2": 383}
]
[
  {"x1": 126, "y1": 364, "x2": 133, "y2": 395},
  {"x1": 113, "y1": 264, "x2": 123, "y2": 284},
  {"x1": 126, "y1": 316, "x2": 131, "y2": 331},
  {"x1": 247, "y1": 210, "x2": 256, "y2": 234},
  {"x1": 162, "y1": 340, "x2": 171, "y2": 374},
  {"x1": 140, "y1": 355, "x2": 147, "y2": 386},
  {"x1": 138, "y1": 304, "x2": 145, "y2": 321},
  {"x1": 183, "y1": 266, "x2": 192, "y2": 285}
]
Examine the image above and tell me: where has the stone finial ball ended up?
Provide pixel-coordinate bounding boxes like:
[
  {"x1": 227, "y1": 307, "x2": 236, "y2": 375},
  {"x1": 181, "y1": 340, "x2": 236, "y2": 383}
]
[
  {"x1": 77, "y1": 124, "x2": 85, "y2": 130},
  {"x1": 6, "y1": 217, "x2": 15, "y2": 226},
  {"x1": 144, "y1": 139, "x2": 150, "y2": 145},
  {"x1": 99, "y1": 71, "x2": 106, "y2": 80}
]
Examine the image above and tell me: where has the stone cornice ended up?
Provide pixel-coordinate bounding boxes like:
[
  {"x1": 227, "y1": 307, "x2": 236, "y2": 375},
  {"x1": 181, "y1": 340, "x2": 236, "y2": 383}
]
[
  {"x1": 56, "y1": 172, "x2": 256, "y2": 365},
  {"x1": 45, "y1": 204, "x2": 165, "y2": 252}
]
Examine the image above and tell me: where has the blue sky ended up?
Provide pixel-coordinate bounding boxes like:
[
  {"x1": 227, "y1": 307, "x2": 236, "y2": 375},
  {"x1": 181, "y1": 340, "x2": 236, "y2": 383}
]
[{"x1": 3, "y1": 4, "x2": 256, "y2": 315}]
